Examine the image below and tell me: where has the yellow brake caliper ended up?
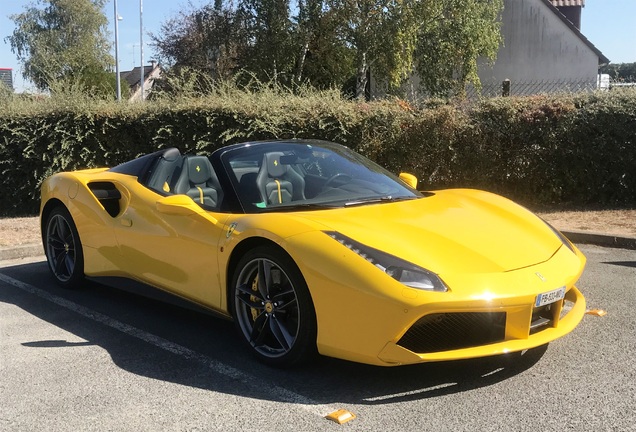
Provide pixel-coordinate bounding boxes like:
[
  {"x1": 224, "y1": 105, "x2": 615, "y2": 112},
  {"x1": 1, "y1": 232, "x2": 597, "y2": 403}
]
[{"x1": 250, "y1": 275, "x2": 259, "y2": 321}]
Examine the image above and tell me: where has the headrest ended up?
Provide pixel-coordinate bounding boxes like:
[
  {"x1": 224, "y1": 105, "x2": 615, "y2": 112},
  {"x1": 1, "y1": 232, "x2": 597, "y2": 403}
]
[
  {"x1": 162, "y1": 147, "x2": 181, "y2": 162},
  {"x1": 263, "y1": 152, "x2": 286, "y2": 178},
  {"x1": 186, "y1": 156, "x2": 212, "y2": 184}
]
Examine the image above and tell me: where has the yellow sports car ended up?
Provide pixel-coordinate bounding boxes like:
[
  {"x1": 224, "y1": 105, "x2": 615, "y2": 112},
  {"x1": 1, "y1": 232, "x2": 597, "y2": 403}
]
[{"x1": 40, "y1": 140, "x2": 586, "y2": 367}]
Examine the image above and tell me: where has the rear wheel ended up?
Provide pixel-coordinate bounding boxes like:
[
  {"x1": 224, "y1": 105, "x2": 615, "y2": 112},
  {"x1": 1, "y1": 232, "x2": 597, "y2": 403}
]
[
  {"x1": 231, "y1": 246, "x2": 317, "y2": 367},
  {"x1": 44, "y1": 206, "x2": 84, "y2": 289}
]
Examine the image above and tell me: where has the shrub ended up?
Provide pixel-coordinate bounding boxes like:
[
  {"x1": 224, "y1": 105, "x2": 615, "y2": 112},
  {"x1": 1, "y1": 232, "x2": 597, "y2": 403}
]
[{"x1": 1, "y1": 85, "x2": 635, "y2": 216}]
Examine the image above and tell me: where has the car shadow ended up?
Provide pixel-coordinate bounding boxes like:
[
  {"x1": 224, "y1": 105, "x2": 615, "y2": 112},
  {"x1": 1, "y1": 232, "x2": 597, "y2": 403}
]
[
  {"x1": 1, "y1": 261, "x2": 547, "y2": 407},
  {"x1": 602, "y1": 261, "x2": 636, "y2": 268},
  {"x1": 307, "y1": 346, "x2": 546, "y2": 404}
]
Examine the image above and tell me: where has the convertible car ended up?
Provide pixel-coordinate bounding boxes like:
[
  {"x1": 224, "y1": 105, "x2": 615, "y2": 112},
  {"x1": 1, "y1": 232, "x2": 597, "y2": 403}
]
[{"x1": 40, "y1": 139, "x2": 586, "y2": 367}]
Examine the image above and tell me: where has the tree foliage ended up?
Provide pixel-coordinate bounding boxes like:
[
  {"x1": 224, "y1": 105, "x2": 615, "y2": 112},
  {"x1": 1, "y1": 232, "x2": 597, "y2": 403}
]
[
  {"x1": 238, "y1": 0, "x2": 295, "y2": 81},
  {"x1": 152, "y1": 3, "x2": 245, "y2": 81},
  {"x1": 415, "y1": 0, "x2": 503, "y2": 97},
  {"x1": 600, "y1": 63, "x2": 636, "y2": 82},
  {"x1": 151, "y1": 0, "x2": 503, "y2": 99},
  {"x1": 6, "y1": 0, "x2": 113, "y2": 93},
  {"x1": 294, "y1": 4, "x2": 354, "y2": 90},
  {"x1": 151, "y1": 0, "x2": 339, "y2": 87},
  {"x1": 325, "y1": 0, "x2": 425, "y2": 99}
]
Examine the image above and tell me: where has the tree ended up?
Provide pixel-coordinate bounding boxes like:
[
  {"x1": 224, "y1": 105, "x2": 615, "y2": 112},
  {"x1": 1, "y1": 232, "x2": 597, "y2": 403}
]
[
  {"x1": 328, "y1": 0, "x2": 503, "y2": 99},
  {"x1": 238, "y1": 0, "x2": 296, "y2": 83},
  {"x1": 600, "y1": 63, "x2": 636, "y2": 82},
  {"x1": 153, "y1": 0, "x2": 299, "y2": 85},
  {"x1": 288, "y1": 0, "x2": 355, "y2": 89},
  {"x1": 415, "y1": 0, "x2": 503, "y2": 97},
  {"x1": 151, "y1": 2, "x2": 246, "y2": 81},
  {"x1": 152, "y1": 0, "x2": 354, "y2": 91},
  {"x1": 6, "y1": 0, "x2": 113, "y2": 92},
  {"x1": 325, "y1": 0, "x2": 419, "y2": 99},
  {"x1": 292, "y1": 0, "x2": 324, "y2": 83},
  {"x1": 152, "y1": 0, "x2": 503, "y2": 99}
]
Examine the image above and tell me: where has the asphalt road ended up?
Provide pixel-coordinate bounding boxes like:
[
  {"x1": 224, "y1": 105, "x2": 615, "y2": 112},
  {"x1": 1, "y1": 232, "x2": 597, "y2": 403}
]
[{"x1": 1, "y1": 244, "x2": 634, "y2": 432}]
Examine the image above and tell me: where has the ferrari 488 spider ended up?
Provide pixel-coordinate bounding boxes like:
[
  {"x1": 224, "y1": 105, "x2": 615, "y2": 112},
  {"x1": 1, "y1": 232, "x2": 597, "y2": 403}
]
[{"x1": 40, "y1": 140, "x2": 586, "y2": 366}]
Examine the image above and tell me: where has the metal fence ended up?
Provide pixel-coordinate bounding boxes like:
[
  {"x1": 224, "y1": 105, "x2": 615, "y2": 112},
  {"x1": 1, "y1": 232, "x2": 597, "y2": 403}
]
[
  {"x1": 376, "y1": 75, "x2": 636, "y2": 103},
  {"x1": 466, "y1": 78, "x2": 598, "y2": 99}
]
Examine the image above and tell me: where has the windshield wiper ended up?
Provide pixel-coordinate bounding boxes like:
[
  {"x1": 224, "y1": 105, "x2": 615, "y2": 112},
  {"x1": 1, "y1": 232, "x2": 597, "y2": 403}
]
[
  {"x1": 344, "y1": 195, "x2": 419, "y2": 207},
  {"x1": 263, "y1": 203, "x2": 341, "y2": 212}
]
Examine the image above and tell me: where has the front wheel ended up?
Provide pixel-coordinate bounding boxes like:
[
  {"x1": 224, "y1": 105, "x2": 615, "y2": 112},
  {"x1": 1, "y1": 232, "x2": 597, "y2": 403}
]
[
  {"x1": 44, "y1": 206, "x2": 84, "y2": 289},
  {"x1": 231, "y1": 246, "x2": 317, "y2": 367}
]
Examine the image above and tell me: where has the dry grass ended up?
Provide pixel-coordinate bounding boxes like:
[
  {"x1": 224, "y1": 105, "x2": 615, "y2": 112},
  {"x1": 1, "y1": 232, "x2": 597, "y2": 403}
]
[
  {"x1": 1, "y1": 209, "x2": 635, "y2": 249},
  {"x1": 0, "y1": 217, "x2": 40, "y2": 247},
  {"x1": 537, "y1": 209, "x2": 636, "y2": 237}
]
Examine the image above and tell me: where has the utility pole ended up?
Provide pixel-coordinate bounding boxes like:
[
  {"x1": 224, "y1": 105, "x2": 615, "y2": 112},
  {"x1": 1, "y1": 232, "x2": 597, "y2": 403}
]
[
  {"x1": 114, "y1": 0, "x2": 121, "y2": 101},
  {"x1": 139, "y1": 0, "x2": 144, "y2": 101}
]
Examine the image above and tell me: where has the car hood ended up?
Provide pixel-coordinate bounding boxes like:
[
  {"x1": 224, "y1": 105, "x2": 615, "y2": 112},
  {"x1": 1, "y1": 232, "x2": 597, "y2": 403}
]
[{"x1": 294, "y1": 189, "x2": 563, "y2": 274}]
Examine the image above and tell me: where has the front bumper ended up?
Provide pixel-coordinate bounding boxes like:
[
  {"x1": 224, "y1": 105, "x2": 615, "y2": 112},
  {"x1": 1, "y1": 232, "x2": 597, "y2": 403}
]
[
  {"x1": 378, "y1": 285, "x2": 585, "y2": 364},
  {"x1": 286, "y1": 231, "x2": 586, "y2": 367}
]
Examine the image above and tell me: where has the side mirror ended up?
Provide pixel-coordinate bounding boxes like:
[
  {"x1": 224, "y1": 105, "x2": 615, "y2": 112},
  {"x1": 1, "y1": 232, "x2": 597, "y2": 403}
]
[
  {"x1": 399, "y1": 172, "x2": 418, "y2": 189},
  {"x1": 156, "y1": 195, "x2": 202, "y2": 216}
]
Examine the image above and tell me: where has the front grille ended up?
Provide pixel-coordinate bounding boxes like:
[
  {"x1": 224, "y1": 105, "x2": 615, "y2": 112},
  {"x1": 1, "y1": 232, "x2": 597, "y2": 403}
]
[
  {"x1": 530, "y1": 304, "x2": 555, "y2": 334},
  {"x1": 397, "y1": 312, "x2": 506, "y2": 354},
  {"x1": 560, "y1": 298, "x2": 574, "y2": 320}
]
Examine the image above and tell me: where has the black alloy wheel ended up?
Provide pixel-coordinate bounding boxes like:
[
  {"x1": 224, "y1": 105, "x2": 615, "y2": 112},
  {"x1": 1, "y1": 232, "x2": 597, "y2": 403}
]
[
  {"x1": 231, "y1": 246, "x2": 317, "y2": 367},
  {"x1": 44, "y1": 206, "x2": 84, "y2": 289}
]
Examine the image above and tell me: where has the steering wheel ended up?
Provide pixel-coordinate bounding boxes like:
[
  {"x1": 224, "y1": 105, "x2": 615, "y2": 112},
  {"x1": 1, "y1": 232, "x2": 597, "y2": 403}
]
[{"x1": 323, "y1": 173, "x2": 352, "y2": 189}]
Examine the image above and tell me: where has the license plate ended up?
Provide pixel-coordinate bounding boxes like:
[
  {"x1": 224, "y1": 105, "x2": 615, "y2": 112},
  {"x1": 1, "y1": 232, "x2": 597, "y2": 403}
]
[{"x1": 535, "y1": 286, "x2": 566, "y2": 307}]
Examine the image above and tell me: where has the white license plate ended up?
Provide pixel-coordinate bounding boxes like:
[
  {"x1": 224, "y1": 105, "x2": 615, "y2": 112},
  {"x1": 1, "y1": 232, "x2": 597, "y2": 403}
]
[{"x1": 535, "y1": 286, "x2": 566, "y2": 307}]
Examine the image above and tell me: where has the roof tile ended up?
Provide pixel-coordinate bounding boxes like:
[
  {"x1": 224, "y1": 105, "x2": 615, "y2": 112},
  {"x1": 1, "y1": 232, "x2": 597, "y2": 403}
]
[{"x1": 551, "y1": 0, "x2": 585, "y2": 6}]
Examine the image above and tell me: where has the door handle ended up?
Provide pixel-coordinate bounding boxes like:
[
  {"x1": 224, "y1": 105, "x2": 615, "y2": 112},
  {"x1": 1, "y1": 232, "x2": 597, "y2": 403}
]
[{"x1": 120, "y1": 218, "x2": 133, "y2": 227}]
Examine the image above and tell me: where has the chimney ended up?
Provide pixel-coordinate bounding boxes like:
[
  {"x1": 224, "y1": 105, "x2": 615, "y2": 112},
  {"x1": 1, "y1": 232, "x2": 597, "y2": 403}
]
[
  {"x1": 551, "y1": 1, "x2": 584, "y2": 30},
  {"x1": 150, "y1": 60, "x2": 157, "y2": 70}
]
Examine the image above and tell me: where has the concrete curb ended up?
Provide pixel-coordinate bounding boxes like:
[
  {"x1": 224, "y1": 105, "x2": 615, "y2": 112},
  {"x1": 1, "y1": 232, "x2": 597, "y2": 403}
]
[
  {"x1": 0, "y1": 231, "x2": 634, "y2": 263},
  {"x1": 0, "y1": 243, "x2": 44, "y2": 261},
  {"x1": 562, "y1": 230, "x2": 636, "y2": 250}
]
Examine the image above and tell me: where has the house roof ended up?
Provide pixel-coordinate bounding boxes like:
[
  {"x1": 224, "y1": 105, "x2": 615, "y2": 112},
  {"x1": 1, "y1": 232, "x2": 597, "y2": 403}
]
[
  {"x1": 541, "y1": 0, "x2": 609, "y2": 64},
  {"x1": 120, "y1": 65, "x2": 156, "y2": 88},
  {"x1": 551, "y1": 0, "x2": 585, "y2": 6}
]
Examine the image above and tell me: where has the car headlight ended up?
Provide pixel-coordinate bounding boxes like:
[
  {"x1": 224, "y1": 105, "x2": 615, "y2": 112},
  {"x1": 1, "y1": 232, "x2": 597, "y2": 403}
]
[
  {"x1": 542, "y1": 220, "x2": 576, "y2": 254},
  {"x1": 325, "y1": 231, "x2": 448, "y2": 292}
]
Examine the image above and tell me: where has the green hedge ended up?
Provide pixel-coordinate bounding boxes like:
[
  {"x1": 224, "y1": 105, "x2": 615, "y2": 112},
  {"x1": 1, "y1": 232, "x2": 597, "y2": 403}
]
[{"x1": 1, "y1": 89, "x2": 635, "y2": 217}]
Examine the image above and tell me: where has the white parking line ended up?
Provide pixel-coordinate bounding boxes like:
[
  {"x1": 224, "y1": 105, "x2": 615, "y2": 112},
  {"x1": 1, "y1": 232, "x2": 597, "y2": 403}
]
[
  {"x1": 363, "y1": 382, "x2": 457, "y2": 402},
  {"x1": 0, "y1": 272, "x2": 338, "y2": 420}
]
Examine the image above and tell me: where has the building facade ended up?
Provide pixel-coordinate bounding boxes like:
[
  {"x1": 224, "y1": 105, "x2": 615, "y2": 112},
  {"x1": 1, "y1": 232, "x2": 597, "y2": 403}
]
[
  {"x1": 373, "y1": 0, "x2": 608, "y2": 99},
  {"x1": 476, "y1": 0, "x2": 608, "y2": 96},
  {"x1": 0, "y1": 68, "x2": 13, "y2": 91}
]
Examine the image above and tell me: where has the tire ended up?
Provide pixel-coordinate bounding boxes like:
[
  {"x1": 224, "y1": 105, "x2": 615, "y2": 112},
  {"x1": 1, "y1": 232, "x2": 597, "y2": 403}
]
[
  {"x1": 44, "y1": 206, "x2": 85, "y2": 289},
  {"x1": 230, "y1": 246, "x2": 317, "y2": 367}
]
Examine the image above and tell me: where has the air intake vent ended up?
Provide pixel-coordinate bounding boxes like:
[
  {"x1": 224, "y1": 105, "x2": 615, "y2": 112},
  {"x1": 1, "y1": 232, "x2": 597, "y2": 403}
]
[
  {"x1": 88, "y1": 182, "x2": 122, "y2": 217},
  {"x1": 398, "y1": 312, "x2": 506, "y2": 353}
]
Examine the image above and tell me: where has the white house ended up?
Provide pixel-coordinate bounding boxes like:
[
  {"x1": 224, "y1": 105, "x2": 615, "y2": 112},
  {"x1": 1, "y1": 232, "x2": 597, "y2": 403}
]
[
  {"x1": 476, "y1": 0, "x2": 609, "y2": 96},
  {"x1": 374, "y1": 0, "x2": 609, "y2": 99},
  {"x1": 120, "y1": 61, "x2": 163, "y2": 101},
  {"x1": 0, "y1": 68, "x2": 13, "y2": 91}
]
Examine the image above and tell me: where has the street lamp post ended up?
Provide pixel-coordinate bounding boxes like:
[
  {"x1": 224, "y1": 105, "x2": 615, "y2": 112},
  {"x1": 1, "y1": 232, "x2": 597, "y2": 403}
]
[
  {"x1": 114, "y1": 0, "x2": 121, "y2": 101},
  {"x1": 139, "y1": 0, "x2": 144, "y2": 101}
]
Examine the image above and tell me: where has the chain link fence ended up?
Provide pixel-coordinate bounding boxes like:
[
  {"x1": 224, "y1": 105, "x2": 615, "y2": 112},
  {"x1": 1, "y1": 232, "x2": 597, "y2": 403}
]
[
  {"x1": 467, "y1": 76, "x2": 636, "y2": 99},
  {"x1": 467, "y1": 78, "x2": 598, "y2": 99}
]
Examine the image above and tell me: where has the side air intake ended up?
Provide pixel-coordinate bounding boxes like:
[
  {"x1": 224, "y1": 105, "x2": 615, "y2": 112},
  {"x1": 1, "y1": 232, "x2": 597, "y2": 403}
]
[{"x1": 88, "y1": 182, "x2": 122, "y2": 217}]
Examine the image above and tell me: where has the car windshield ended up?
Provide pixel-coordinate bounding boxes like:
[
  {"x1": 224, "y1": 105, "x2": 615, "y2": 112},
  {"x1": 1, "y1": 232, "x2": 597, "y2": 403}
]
[{"x1": 219, "y1": 141, "x2": 423, "y2": 213}]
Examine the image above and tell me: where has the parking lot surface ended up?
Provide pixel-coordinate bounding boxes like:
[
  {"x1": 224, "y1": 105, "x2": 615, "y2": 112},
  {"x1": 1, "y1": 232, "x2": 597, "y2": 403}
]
[{"x1": 1, "y1": 244, "x2": 634, "y2": 431}]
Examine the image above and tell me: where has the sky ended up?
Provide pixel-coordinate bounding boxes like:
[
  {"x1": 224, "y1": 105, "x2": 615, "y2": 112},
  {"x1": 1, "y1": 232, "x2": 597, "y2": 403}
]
[{"x1": 1, "y1": 0, "x2": 635, "y2": 93}]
